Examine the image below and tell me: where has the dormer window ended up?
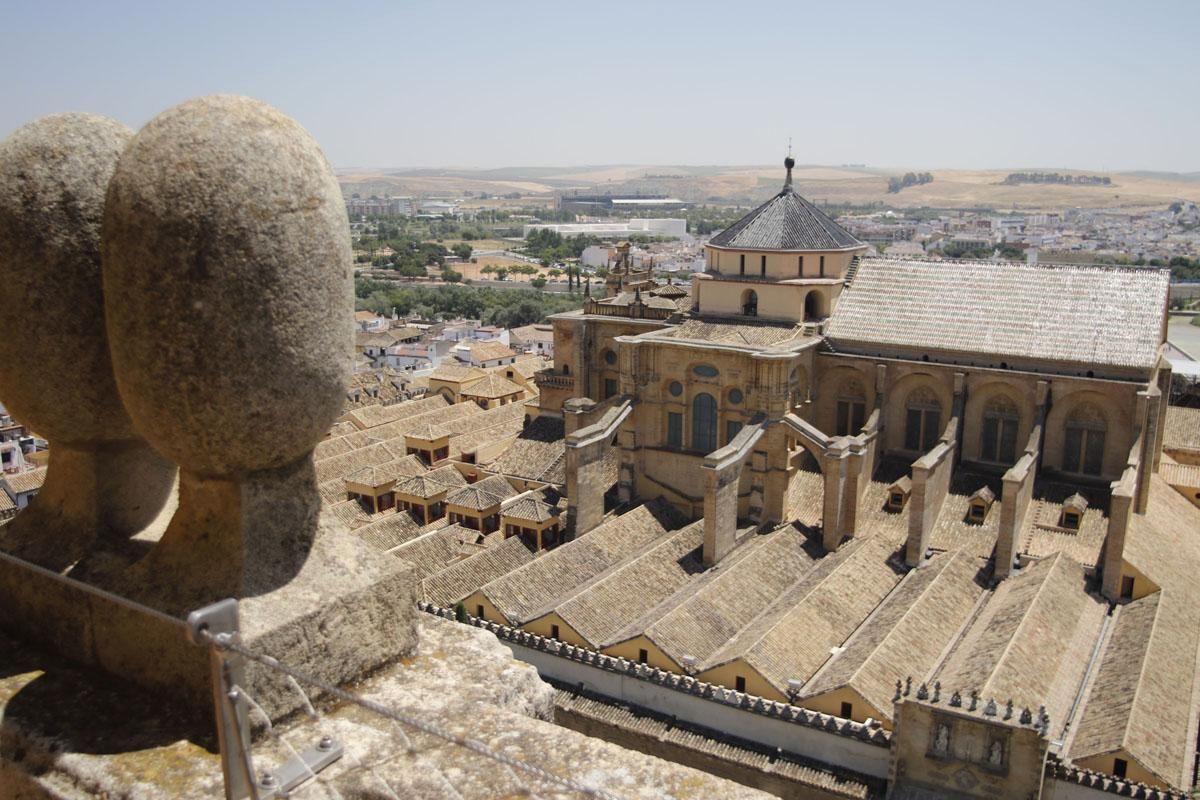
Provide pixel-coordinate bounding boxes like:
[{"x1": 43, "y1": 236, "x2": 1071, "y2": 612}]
[
  {"x1": 1059, "y1": 493, "x2": 1088, "y2": 530},
  {"x1": 886, "y1": 477, "x2": 912, "y2": 512},
  {"x1": 966, "y1": 486, "x2": 995, "y2": 524}
]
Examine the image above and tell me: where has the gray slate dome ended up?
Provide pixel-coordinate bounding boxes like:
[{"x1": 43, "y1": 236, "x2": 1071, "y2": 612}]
[{"x1": 710, "y1": 168, "x2": 863, "y2": 252}]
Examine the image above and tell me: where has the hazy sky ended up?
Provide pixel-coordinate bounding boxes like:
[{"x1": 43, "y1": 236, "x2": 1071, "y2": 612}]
[{"x1": 3, "y1": 0, "x2": 1197, "y2": 171}]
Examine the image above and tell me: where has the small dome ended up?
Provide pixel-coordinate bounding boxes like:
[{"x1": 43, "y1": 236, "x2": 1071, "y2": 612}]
[{"x1": 784, "y1": 155, "x2": 796, "y2": 170}]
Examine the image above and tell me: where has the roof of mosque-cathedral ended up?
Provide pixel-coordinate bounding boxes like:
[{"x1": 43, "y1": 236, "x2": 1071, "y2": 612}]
[
  {"x1": 708, "y1": 160, "x2": 864, "y2": 252},
  {"x1": 826, "y1": 257, "x2": 1170, "y2": 372}
]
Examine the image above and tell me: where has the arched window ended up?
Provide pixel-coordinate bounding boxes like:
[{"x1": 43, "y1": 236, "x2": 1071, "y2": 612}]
[
  {"x1": 692, "y1": 392, "x2": 717, "y2": 453},
  {"x1": 904, "y1": 387, "x2": 942, "y2": 452},
  {"x1": 1064, "y1": 403, "x2": 1106, "y2": 476},
  {"x1": 562, "y1": 363, "x2": 570, "y2": 376},
  {"x1": 836, "y1": 379, "x2": 867, "y2": 436},
  {"x1": 980, "y1": 396, "x2": 1020, "y2": 464},
  {"x1": 741, "y1": 289, "x2": 758, "y2": 317}
]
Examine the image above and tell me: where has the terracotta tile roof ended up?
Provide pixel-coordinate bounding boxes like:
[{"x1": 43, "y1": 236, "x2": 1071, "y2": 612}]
[
  {"x1": 934, "y1": 552, "x2": 1108, "y2": 737},
  {"x1": 510, "y1": 324, "x2": 554, "y2": 344},
  {"x1": 314, "y1": 441, "x2": 403, "y2": 485},
  {"x1": 826, "y1": 259, "x2": 1170, "y2": 372},
  {"x1": 342, "y1": 394, "x2": 450, "y2": 430},
  {"x1": 389, "y1": 524, "x2": 477, "y2": 579},
  {"x1": 467, "y1": 340, "x2": 517, "y2": 363},
  {"x1": 701, "y1": 532, "x2": 906, "y2": 693},
  {"x1": 1018, "y1": 492, "x2": 1108, "y2": 568},
  {"x1": 396, "y1": 466, "x2": 468, "y2": 499},
  {"x1": 327, "y1": 498, "x2": 375, "y2": 530},
  {"x1": 534, "y1": 522, "x2": 706, "y2": 649},
  {"x1": 607, "y1": 525, "x2": 816, "y2": 661},
  {"x1": 354, "y1": 511, "x2": 424, "y2": 550},
  {"x1": 476, "y1": 499, "x2": 686, "y2": 625},
  {"x1": 429, "y1": 364, "x2": 486, "y2": 383},
  {"x1": 1163, "y1": 406, "x2": 1200, "y2": 452},
  {"x1": 488, "y1": 416, "x2": 566, "y2": 483},
  {"x1": 801, "y1": 549, "x2": 985, "y2": 722},
  {"x1": 1070, "y1": 475, "x2": 1200, "y2": 789},
  {"x1": 3, "y1": 467, "x2": 46, "y2": 495},
  {"x1": 502, "y1": 497, "x2": 560, "y2": 524},
  {"x1": 927, "y1": 474, "x2": 1003, "y2": 560},
  {"x1": 446, "y1": 475, "x2": 517, "y2": 511},
  {"x1": 344, "y1": 457, "x2": 427, "y2": 490},
  {"x1": 1160, "y1": 461, "x2": 1200, "y2": 490},
  {"x1": 0, "y1": 491, "x2": 15, "y2": 513},
  {"x1": 459, "y1": 373, "x2": 524, "y2": 400},
  {"x1": 709, "y1": 185, "x2": 863, "y2": 251},
  {"x1": 422, "y1": 536, "x2": 535, "y2": 608},
  {"x1": 650, "y1": 317, "x2": 810, "y2": 349}
]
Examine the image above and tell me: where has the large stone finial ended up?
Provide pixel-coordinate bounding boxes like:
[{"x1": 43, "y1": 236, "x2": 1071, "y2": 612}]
[
  {"x1": 0, "y1": 114, "x2": 175, "y2": 568},
  {"x1": 102, "y1": 96, "x2": 352, "y2": 608}
]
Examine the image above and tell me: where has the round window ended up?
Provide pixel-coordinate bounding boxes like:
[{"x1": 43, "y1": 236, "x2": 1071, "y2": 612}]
[
  {"x1": 604, "y1": 350, "x2": 617, "y2": 365},
  {"x1": 729, "y1": 389, "x2": 744, "y2": 404},
  {"x1": 668, "y1": 381, "x2": 683, "y2": 397}
]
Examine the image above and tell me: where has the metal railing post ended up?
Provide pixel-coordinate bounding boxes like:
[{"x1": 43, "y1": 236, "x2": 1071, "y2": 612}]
[{"x1": 188, "y1": 599, "x2": 258, "y2": 800}]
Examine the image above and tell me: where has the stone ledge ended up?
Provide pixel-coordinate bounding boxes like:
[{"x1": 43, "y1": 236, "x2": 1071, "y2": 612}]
[{"x1": 0, "y1": 616, "x2": 770, "y2": 799}]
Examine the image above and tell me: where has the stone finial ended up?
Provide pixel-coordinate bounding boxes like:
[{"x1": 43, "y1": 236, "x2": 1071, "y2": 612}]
[
  {"x1": 904, "y1": 676, "x2": 912, "y2": 696},
  {"x1": 0, "y1": 113, "x2": 175, "y2": 568},
  {"x1": 1020, "y1": 707, "x2": 1033, "y2": 725},
  {"x1": 932, "y1": 681, "x2": 941, "y2": 703},
  {"x1": 894, "y1": 679, "x2": 903, "y2": 701},
  {"x1": 969, "y1": 690, "x2": 979, "y2": 711},
  {"x1": 101, "y1": 96, "x2": 353, "y2": 608},
  {"x1": 916, "y1": 682, "x2": 929, "y2": 700},
  {"x1": 984, "y1": 698, "x2": 997, "y2": 717},
  {"x1": 949, "y1": 690, "x2": 962, "y2": 707},
  {"x1": 1003, "y1": 699, "x2": 1013, "y2": 720}
]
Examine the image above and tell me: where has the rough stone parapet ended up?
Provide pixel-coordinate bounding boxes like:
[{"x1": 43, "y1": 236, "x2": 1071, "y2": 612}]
[
  {"x1": 892, "y1": 674, "x2": 1050, "y2": 735},
  {"x1": 420, "y1": 601, "x2": 892, "y2": 747},
  {"x1": 1045, "y1": 756, "x2": 1189, "y2": 800}
]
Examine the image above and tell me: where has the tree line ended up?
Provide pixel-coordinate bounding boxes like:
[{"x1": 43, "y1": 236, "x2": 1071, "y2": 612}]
[
  {"x1": 1003, "y1": 173, "x2": 1112, "y2": 186},
  {"x1": 887, "y1": 173, "x2": 934, "y2": 193},
  {"x1": 355, "y1": 281, "x2": 584, "y2": 328}
]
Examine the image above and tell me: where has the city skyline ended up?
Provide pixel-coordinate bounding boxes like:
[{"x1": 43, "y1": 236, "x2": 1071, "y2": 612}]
[{"x1": 3, "y1": 1, "x2": 1198, "y2": 173}]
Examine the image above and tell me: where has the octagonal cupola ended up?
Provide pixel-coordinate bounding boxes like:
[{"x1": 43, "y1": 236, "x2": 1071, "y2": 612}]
[{"x1": 698, "y1": 157, "x2": 869, "y2": 322}]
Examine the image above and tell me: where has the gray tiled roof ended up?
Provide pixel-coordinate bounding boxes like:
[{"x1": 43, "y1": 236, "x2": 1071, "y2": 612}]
[
  {"x1": 826, "y1": 258, "x2": 1169, "y2": 371},
  {"x1": 422, "y1": 536, "x2": 535, "y2": 608},
  {"x1": 801, "y1": 549, "x2": 984, "y2": 722},
  {"x1": 933, "y1": 552, "x2": 1107, "y2": 737},
  {"x1": 708, "y1": 187, "x2": 863, "y2": 251},
  {"x1": 1071, "y1": 475, "x2": 1200, "y2": 789}
]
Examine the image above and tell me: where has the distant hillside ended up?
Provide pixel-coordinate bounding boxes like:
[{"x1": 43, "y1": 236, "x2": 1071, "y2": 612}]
[{"x1": 338, "y1": 164, "x2": 1200, "y2": 210}]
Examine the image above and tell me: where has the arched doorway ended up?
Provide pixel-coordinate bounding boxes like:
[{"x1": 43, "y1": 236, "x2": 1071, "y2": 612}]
[
  {"x1": 804, "y1": 291, "x2": 824, "y2": 321},
  {"x1": 741, "y1": 289, "x2": 758, "y2": 317}
]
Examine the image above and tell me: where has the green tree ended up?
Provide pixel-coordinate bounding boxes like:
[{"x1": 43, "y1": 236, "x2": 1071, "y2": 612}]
[
  {"x1": 531, "y1": 277, "x2": 547, "y2": 289},
  {"x1": 494, "y1": 267, "x2": 509, "y2": 281},
  {"x1": 441, "y1": 267, "x2": 463, "y2": 283},
  {"x1": 452, "y1": 243, "x2": 473, "y2": 261}
]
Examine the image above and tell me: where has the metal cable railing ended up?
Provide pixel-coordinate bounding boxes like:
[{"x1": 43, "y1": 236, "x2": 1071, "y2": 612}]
[{"x1": 0, "y1": 548, "x2": 623, "y2": 800}]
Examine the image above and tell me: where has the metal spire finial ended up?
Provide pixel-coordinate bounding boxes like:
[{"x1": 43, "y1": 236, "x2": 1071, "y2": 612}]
[{"x1": 784, "y1": 139, "x2": 795, "y2": 190}]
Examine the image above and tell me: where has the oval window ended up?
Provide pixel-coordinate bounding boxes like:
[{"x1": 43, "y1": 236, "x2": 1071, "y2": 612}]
[
  {"x1": 729, "y1": 389, "x2": 744, "y2": 404},
  {"x1": 604, "y1": 350, "x2": 617, "y2": 366},
  {"x1": 693, "y1": 365, "x2": 719, "y2": 378},
  {"x1": 668, "y1": 381, "x2": 683, "y2": 397}
]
